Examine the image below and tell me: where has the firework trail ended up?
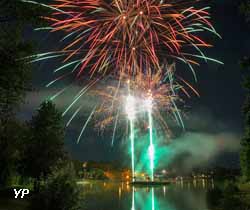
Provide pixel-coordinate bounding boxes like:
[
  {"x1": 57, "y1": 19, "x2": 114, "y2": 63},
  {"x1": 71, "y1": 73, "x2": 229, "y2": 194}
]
[
  {"x1": 145, "y1": 95, "x2": 154, "y2": 181},
  {"x1": 126, "y1": 94, "x2": 136, "y2": 181}
]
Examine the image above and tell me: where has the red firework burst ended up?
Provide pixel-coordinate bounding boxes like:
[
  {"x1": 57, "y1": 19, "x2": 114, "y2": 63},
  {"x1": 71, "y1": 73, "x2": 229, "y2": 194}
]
[{"x1": 43, "y1": 0, "x2": 222, "y2": 79}]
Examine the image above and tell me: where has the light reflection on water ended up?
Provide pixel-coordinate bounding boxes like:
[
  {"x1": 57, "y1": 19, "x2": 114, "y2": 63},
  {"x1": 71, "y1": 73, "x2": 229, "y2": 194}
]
[{"x1": 80, "y1": 179, "x2": 214, "y2": 210}]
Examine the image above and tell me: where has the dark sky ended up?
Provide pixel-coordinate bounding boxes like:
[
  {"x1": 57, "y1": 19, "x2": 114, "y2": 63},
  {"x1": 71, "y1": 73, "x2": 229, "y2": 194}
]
[{"x1": 20, "y1": 0, "x2": 250, "y2": 168}]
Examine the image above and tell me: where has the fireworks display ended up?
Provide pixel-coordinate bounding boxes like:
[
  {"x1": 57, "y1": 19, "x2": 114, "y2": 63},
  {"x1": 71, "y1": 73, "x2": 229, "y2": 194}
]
[
  {"x1": 93, "y1": 64, "x2": 198, "y2": 136},
  {"x1": 26, "y1": 0, "x2": 222, "y2": 79},
  {"x1": 92, "y1": 65, "x2": 199, "y2": 179},
  {"x1": 22, "y1": 0, "x2": 222, "y2": 181}
]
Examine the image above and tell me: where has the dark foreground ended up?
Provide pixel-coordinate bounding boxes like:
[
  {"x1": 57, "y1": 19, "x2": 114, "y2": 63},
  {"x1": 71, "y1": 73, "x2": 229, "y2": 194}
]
[{"x1": 1, "y1": 180, "x2": 250, "y2": 210}]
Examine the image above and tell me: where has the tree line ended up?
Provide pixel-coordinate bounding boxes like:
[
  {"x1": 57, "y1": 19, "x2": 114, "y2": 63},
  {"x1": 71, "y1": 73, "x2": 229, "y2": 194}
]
[{"x1": 0, "y1": 1, "x2": 82, "y2": 210}]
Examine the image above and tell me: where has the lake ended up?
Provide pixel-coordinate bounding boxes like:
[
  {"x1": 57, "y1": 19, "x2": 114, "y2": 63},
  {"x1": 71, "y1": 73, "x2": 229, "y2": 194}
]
[{"x1": 80, "y1": 179, "x2": 215, "y2": 210}]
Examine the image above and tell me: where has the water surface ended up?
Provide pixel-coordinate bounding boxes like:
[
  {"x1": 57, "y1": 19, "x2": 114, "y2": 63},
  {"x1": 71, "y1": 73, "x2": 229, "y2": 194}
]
[{"x1": 80, "y1": 179, "x2": 214, "y2": 210}]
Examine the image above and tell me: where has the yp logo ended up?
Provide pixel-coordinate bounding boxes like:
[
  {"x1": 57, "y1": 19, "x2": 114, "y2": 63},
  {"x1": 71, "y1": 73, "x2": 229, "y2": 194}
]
[{"x1": 14, "y1": 189, "x2": 30, "y2": 199}]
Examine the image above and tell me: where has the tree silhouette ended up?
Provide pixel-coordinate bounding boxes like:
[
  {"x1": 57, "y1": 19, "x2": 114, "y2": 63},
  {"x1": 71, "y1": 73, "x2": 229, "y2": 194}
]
[
  {"x1": 0, "y1": 0, "x2": 48, "y2": 187},
  {"x1": 20, "y1": 101, "x2": 66, "y2": 190},
  {"x1": 239, "y1": 1, "x2": 250, "y2": 182}
]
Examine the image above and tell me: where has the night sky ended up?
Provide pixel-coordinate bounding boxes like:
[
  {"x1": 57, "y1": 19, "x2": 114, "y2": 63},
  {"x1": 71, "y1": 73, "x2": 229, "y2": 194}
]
[{"x1": 19, "y1": 0, "x2": 250, "y2": 168}]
